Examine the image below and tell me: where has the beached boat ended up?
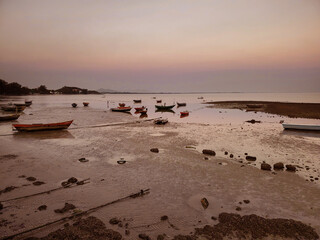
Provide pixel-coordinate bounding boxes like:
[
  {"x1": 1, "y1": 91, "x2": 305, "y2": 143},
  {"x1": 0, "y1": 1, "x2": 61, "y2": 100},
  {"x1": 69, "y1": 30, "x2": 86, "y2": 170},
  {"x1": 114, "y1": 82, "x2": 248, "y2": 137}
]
[
  {"x1": 177, "y1": 102, "x2": 186, "y2": 107},
  {"x1": 180, "y1": 111, "x2": 189, "y2": 116},
  {"x1": 154, "y1": 118, "x2": 168, "y2": 125},
  {"x1": 156, "y1": 100, "x2": 162, "y2": 103},
  {"x1": 83, "y1": 102, "x2": 89, "y2": 106},
  {"x1": 119, "y1": 103, "x2": 126, "y2": 107},
  {"x1": 0, "y1": 114, "x2": 20, "y2": 121},
  {"x1": 139, "y1": 109, "x2": 148, "y2": 114},
  {"x1": 25, "y1": 100, "x2": 32, "y2": 106},
  {"x1": 133, "y1": 100, "x2": 142, "y2": 103},
  {"x1": 12, "y1": 120, "x2": 73, "y2": 132},
  {"x1": 72, "y1": 103, "x2": 77, "y2": 108},
  {"x1": 155, "y1": 104, "x2": 175, "y2": 110},
  {"x1": 134, "y1": 106, "x2": 145, "y2": 111},
  {"x1": 282, "y1": 123, "x2": 320, "y2": 131},
  {"x1": 111, "y1": 107, "x2": 132, "y2": 112},
  {"x1": 1, "y1": 105, "x2": 26, "y2": 112}
]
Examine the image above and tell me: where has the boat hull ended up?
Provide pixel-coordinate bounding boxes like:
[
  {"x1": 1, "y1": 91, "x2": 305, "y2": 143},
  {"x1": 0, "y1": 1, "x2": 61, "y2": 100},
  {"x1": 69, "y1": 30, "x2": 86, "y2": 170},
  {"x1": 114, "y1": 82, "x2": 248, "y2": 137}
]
[
  {"x1": 13, "y1": 120, "x2": 73, "y2": 132},
  {"x1": 282, "y1": 123, "x2": 320, "y2": 131},
  {"x1": 111, "y1": 107, "x2": 132, "y2": 112},
  {"x1": 1, "y1": 106, "x2": 26, "y2": 112},
  {"x1": 155, "y1": 104, "x2": 175, "y2": 110}
]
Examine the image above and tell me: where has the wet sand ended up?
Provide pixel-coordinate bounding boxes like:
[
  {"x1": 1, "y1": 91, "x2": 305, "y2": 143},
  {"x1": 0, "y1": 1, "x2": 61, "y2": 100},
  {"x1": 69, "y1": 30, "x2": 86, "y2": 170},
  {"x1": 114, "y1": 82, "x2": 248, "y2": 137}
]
[
  {"x1": 206, "y1": 101, "x2": 320, "y2": 119},
  {"x1": 0, "y1": 105, "x2": 320, "y2": 239}
]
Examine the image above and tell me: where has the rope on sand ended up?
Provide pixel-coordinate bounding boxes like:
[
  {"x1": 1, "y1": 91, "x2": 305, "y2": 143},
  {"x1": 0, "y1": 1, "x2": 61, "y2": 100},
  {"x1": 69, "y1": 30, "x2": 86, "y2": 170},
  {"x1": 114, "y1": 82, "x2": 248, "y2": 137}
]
[{"x1": 0, "y1": 189, "x2": 150, "y2": 240}]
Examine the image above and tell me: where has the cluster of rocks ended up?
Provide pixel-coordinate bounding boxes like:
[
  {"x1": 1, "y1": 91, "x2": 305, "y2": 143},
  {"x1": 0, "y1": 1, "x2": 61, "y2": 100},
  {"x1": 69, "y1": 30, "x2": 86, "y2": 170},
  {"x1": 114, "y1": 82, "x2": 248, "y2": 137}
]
[{"x1": 260, "y1": 162, "x2": 297, "y2": 172}]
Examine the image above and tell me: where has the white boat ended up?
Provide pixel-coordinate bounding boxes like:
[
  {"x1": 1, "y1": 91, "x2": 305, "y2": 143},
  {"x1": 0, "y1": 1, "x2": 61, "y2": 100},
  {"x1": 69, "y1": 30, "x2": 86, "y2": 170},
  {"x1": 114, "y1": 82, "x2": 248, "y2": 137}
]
[{"x1": 282, "y1": 123, "x2": 320, "y2": 131}]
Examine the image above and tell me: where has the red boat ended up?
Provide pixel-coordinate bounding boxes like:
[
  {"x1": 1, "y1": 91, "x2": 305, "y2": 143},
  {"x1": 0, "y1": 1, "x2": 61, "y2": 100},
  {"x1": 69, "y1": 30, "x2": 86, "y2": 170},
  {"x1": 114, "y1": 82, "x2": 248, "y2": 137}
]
[
  {"x1": 134, "y1": 106, "x2": 145, "y2": 111},
  {"x1": 180, "y1": 111, "x2": 189, "y2": 118},
  {"x1": 12, "y1": 120, "x2": 73, "y2": 132},
  {"x1": 83, "y1": 102, "x2": 89, "y2": 106}
]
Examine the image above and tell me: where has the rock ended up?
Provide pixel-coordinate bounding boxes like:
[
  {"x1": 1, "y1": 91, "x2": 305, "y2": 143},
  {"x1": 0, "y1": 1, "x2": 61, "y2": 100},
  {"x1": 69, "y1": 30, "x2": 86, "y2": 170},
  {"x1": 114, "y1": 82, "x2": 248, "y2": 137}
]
[
  {"x1": 109, "y1": 217, "x2": 121, "y2": 225},
  {"x1": 202, "y1": 149, "x2": 216, "y2": 156},
  {"x1": 157, "y1": 234, "x2": 165, "y2": 240},
  {"x1": 211, "y1": 216, "x2": 217, "y2": 220},
  {"x1": 243, "y1": 200, "x2": 250, "y2": 204},
  {"x1": 204, "y1": 157, "x2": 209, "y2": 160},
  {"x1": 201, "y1": 198, "x2": 209, "y2": 209},
  {"x1": 244, "y1": 153, "x2": 248, "y2": 155},
  {"x1": 26, "y1": 177, "x2": 36, "y2": 182},
  {"x1": 286, "y1": 165, "x2": 296, "y2": 172},
  {"x1": 224, "y1": 151, "x2": 228, "y2": 155},
  {"x1": 38, "y1": 205, "x2": 47, "y2": 211},
  {"x1": 150, "y1": 148, "x2": 159, "y2": 153},
  {"x1": 0, "y1": 186, "x2": 17, "y2": 195},
  {"x1": 261, "y1": 163, "x2": 271, "y2": 171},
  {"x1": 273, "y1": 162, "x2": 284, "y2": 170},
  {"x1": 229, "y1": 154, "x2": 233, "y2": 158},
  {"x1": 139, "y1": 233, "x2": 151, "y2": 240},
  {"x1": 246, "y1": 119, "x2": 261, "y2": 124},
  {"x1": 161, "y1": 215, "x2": 168, "y2": 221},
  {"x1": 246, "y1": 156, "x2": 256, "y2": 161},
  {"x1": 33, "y1": 181, "x2": 45, "y2": 186},
  {"x1": 54, "y1": 203, "x2": 76, "y2": 213},
  {"x1": 236, "y1": 207, "x2": 242, "y2": 211},
  {"x1": 78, "y1": 157, "x2": 89, "y2": 163},
  {"x1": 67, "y1": 177, "x2": 78, "y2": 183}
]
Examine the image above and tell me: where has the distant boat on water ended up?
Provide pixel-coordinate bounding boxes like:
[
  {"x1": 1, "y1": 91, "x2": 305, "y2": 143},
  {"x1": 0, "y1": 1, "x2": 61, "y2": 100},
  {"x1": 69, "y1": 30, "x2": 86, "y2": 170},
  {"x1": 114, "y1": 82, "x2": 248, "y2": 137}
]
[
  {"x1": 133, "y1": 100, "x2": 142, "y2": 103},
  {"x1": 83, "y1": 102, "x2": 89, "y2": 106},
  {"x1": 180, "y1": 111, "x2": 189, "y2": 117},
  {"x1": 155, "y1": 104, "x2": 175, "y2": 110},
  {"x1": 72, "y1": 103, "x2": 77, "y2": 108},
  {"x1": 12, "y1": 120, "x2": 73, "y2": 132},
  {"x1": 156, "y1": 100, "x2": 162, "y2": 103},
  {"x1": 177, "y1": 102, "x2": 186, "y2": 107},
  {"x1": 282, "y1": 123, "x2": 320, "y2": 131},
  {"x1": 111, "y1": 107, "x2": 132, "y2": 112}
]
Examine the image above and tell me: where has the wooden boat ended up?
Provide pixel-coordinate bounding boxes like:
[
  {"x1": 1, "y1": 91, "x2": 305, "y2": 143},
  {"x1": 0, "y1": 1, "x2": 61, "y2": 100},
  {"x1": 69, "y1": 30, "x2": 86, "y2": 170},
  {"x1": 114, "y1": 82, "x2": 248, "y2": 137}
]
[
  {"x1": 156, "y1": 100, "x2": 162, "y2": 103},
  {"x1": 154, "y1": 118, "x2": 168, "y2": 125},
  {"x1": 247, "y1": 104, "x2": 263, "y2": 108},
  {"x1": 12, "y1": 120, "x2": 73, "y2": 132},
  {"x1": 0, "y1": 114, "x2": 20, "y2": 121},
  {"x1": 1, "y1": 105, "x2": 26, "y2": 112},
  {"x1": 119, "y1": 103, "x2": 126, "y2": 107},
  {"x1": 25, "y1": 100, "x2": 32, "y2": 106},
  {"x1": 83, "y1": 102, "x2": 89, "y2": 106},
  {"x1": 133, "y1": 100, "x2": 142, "y2": 103},
  {"x1": 134, "y1": 106, "x2": 145, "y2": 111},
  {"x1": 72, "y1": 103, "x2": 77, "y2": 108},
  {"x1": 180, "y1": 111, "x2": 189, "y2": 116},
  {"x1": 282, "y1": 123, "x2": 320, "y2": 131},
  {"x1": 177, "y1": 102, "x2": 186, "y2": 107},
  {"x1": 111, "y1": 107, "x2": 132, "y2": 112},
  {"x1": 155, "y1": 104, "x2": 175, "y2": 110}
]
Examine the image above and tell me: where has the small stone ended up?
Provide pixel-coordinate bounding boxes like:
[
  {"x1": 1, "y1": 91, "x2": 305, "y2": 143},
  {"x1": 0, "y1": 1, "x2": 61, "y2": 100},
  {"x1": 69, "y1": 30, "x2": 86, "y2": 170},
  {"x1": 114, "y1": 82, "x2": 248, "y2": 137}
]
[
  {"x1": 211, "y1": 216, "x2": 217, "y2": 220},
  {"x1": 38, "y1": 205, "x2": 47, "y2": 211},
  {"x1": 78, "y1": 158, "x2": 89, "y2": 163},
  {"x1": 315, "y1": 178, "x2": 319, "y2": 180},
  {"x1": 261, "y1": 163, "x2": 271, "y2": 171},
  {"x1": 161, "y1": 215, "x2": 168, "y2": 221},
  {"x1": 67, "y1": 177, "x2": 78, "y2": 183},
  {"x1": 236, "y1": 207, "x2": 242, "y2": 211},
  {"x1": 109, "y1": 217, "x2": 121, "y2": 225},
  {"x1": 33, "y1": 181, "x2": 45, "y2": 186},
  {"x1": 286, "y1": 165, "x2": 296, "y2": 172},
  {"x1": 26, "y1": 177, "x2": 36, "y2": 182},
  {"x1": 244, "y1": 153, "x2": 248, "y2": 155},
  {"x1": 229, "y1": 154, "x2": 233, "y2": 158},
  {"x1": 204, "y1": 157, "x2": 209, "y2": 160},
  {"x1": 224, "y1": 151, "x2": 228, "y2": 155},
  {"x1": 202, "y1": 149, "x2": 216, "y2": 156},
  {"x1": 246, "y1": 156, "x2": 256, "y2": 161},
  {"x1": 243, "y1": 200, "x2": 250, "y2": 204},
  {"x1": 150, "y1": 148, "x2": 159, "y2": 153},
  {"x1": 274, "y1": 162, "x2": 284, "y2": 170},
  {"x1": 139, "y1": 233, "x2": 151, "y2": 240}
]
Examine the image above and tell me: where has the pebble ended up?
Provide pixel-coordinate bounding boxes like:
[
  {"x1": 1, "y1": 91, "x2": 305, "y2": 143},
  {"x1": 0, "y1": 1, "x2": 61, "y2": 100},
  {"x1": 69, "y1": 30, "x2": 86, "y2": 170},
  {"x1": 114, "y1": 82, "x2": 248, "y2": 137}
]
[
  {"x1": 202, "y1": 149, "x2": 216, "y2": 156},
  {"x1": 246, "y1": 156, "x2": 256, "y2": 161},
  {"x1": 150, "y1": 148, "x2": 159, "y2": 153},
  {"x1": 261, "y1": 163, "x2": 272, "y2": 171}
]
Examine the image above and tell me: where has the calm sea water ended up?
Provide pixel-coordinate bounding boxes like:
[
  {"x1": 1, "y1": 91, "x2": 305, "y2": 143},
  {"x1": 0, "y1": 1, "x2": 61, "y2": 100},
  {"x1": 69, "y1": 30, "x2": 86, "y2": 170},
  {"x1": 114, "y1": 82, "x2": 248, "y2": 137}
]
[{"x1": 1, "y1": 92, "x2": 320, "y2": 125}]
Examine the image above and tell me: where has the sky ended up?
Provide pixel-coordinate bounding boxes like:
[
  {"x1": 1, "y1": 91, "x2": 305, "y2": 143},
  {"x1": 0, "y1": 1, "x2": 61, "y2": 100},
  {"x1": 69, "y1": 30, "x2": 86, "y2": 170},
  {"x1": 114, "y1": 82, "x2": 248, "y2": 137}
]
[{"x1": 0, "y1": 0, "x2": 320, "y2": 92}]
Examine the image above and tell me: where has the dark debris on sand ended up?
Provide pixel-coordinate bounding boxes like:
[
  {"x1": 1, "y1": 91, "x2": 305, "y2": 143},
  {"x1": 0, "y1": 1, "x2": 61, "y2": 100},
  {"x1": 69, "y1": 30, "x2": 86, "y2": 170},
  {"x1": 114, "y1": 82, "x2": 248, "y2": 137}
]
[
  {"x1": 28, "y1": 216, "x2": 122, "y2": 240},
  {"x1": 173, "y1": 213, "x2": 319, "y2": 240}
]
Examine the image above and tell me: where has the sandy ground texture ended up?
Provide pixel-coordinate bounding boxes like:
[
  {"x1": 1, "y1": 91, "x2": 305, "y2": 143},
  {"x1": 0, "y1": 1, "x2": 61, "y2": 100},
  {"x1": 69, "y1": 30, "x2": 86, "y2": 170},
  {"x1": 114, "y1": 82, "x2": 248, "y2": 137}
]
[
  {"x1": 206, "y1": 101, "x2": 320, "y2": 119},
  {"x1": 0, "y1": 105, "x2": 319, "y2": 240}
]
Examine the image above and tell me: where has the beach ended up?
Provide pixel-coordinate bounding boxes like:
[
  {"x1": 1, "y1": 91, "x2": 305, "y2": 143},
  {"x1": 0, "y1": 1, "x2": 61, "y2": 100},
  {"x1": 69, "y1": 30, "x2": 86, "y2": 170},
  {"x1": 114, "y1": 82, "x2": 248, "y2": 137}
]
[{"x1": 0, "y1": 94, "x2": 320, "y2": 240}]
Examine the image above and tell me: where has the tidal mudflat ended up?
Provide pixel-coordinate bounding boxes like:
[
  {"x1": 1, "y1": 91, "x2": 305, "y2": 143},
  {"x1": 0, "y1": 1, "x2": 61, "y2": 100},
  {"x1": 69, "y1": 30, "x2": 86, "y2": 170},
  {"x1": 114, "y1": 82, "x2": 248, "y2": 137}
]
[{"x1": 0, "y1": 94, "x2": 320, "y2": 240}]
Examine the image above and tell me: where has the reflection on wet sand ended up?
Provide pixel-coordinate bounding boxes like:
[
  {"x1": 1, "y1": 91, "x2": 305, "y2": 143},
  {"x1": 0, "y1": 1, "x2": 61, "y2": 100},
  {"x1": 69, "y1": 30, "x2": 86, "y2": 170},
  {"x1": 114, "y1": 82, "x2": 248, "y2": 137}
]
[{"x1": 13, "y1": 130, "x2": 74, "y2": 140}]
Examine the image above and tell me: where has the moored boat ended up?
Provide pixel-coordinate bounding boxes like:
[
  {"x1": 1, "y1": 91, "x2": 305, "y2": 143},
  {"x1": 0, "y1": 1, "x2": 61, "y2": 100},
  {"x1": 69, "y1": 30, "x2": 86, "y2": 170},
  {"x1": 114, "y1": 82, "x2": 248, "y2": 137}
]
[
  {"x1": 180, "y1": 111, "x2": 189, "y2": 116},
  {"x1": 83, "y1": 102, "x2": 89, "y2": 106},
  {"x1": 1, "y1": 105, "x2": 26, "y2": 112},
  {"x1": 154, "y1": 118, "x2": 168, "y2": 125},
  {"x1": 133, "y1": 100, "x2": 142, "y2": 103},
  {"x1": 282, "y1": 123, "x2": 320, "y2": 131},
  {"x1": 111, "y1": 107, "x2": 132, "y2": 112},
  {"x1": 156, "y1": 100, "x2": 162, "y2": 103},
  {"x1": 134, "y1": 106, "x2": 145, "y2": 111},
  {"x1": 0, "y1": 114, "x2": 20, "y2": 121},
  {"x1": 72, "y1": 103, "x2": 77, "y2": 108},
  {"x1": 155, "y1": 104, "x2": 175, "y2": 110},
  {"x1": 177, "y1": 102, "x2": 186, "y2": 107},
  {"x1": 25, "y1": 100, "x2": 32, "y2": 106},
  {"x1": 139, "y1": 109, "x2": 148, "y2": 114},
  {"x1": 12, "y1": 120, "x2": 73, "y2": 132}
]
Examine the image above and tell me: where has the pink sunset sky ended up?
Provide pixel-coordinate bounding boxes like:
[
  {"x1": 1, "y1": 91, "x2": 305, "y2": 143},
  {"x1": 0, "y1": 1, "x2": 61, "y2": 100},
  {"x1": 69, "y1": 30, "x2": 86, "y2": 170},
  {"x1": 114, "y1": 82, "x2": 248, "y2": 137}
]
[{"x1": 0, "y1": 0, "x2": 319, "y2": 92}]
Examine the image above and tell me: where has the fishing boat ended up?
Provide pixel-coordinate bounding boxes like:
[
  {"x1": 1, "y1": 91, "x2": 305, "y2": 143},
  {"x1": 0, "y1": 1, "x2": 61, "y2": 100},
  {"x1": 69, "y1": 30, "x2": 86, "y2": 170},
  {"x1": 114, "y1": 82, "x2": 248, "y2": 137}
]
[
  {"x1": 155, "y1": 104, "x2": 175, "y2": 110},
  {"x1": 134, "y1": 106, "x2": 145, "y2": 111},
  {"x1": 154, "y1": 118, "x2": 168, "y2": 125},
  {"x1": 180, "y1": 111, "x2": 189, "y2": 117},
  {"x1": 111, "y1": 107, "x2": 132, "y2": 112},
  {"x1": 119, "y1": 103, "x2": 126, "y2": 107},
  {"x1": 133, "y1": 100, "x2": 142, "y2": 103},
  {"x1": 72, "y1": 103, "x2": 77, "y2": 108},
  {"x1": 156, "y1": 100, "x2": 162, "y2": 103},
  {"x1": 83, "y1": 102, "x2": 89, "y2": 106},
  {"x1": 0, "y1": 114, "x2": 20, "y2": 121},
  {"x1": 177, "y1": 102, "x2": 186, "y2": 107},
  {"x1": 25, "y1": 100, "x2": 32, "y2": 106},
  {"x1": 1, "y1": 105, "x2": 26, "y2": 112},
  {"x1": 12, "y1": 120, "x2": 73, "y2": 132},
  {"x1": 282, "y1": 123, "x2": 320, "y2": 131}
]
